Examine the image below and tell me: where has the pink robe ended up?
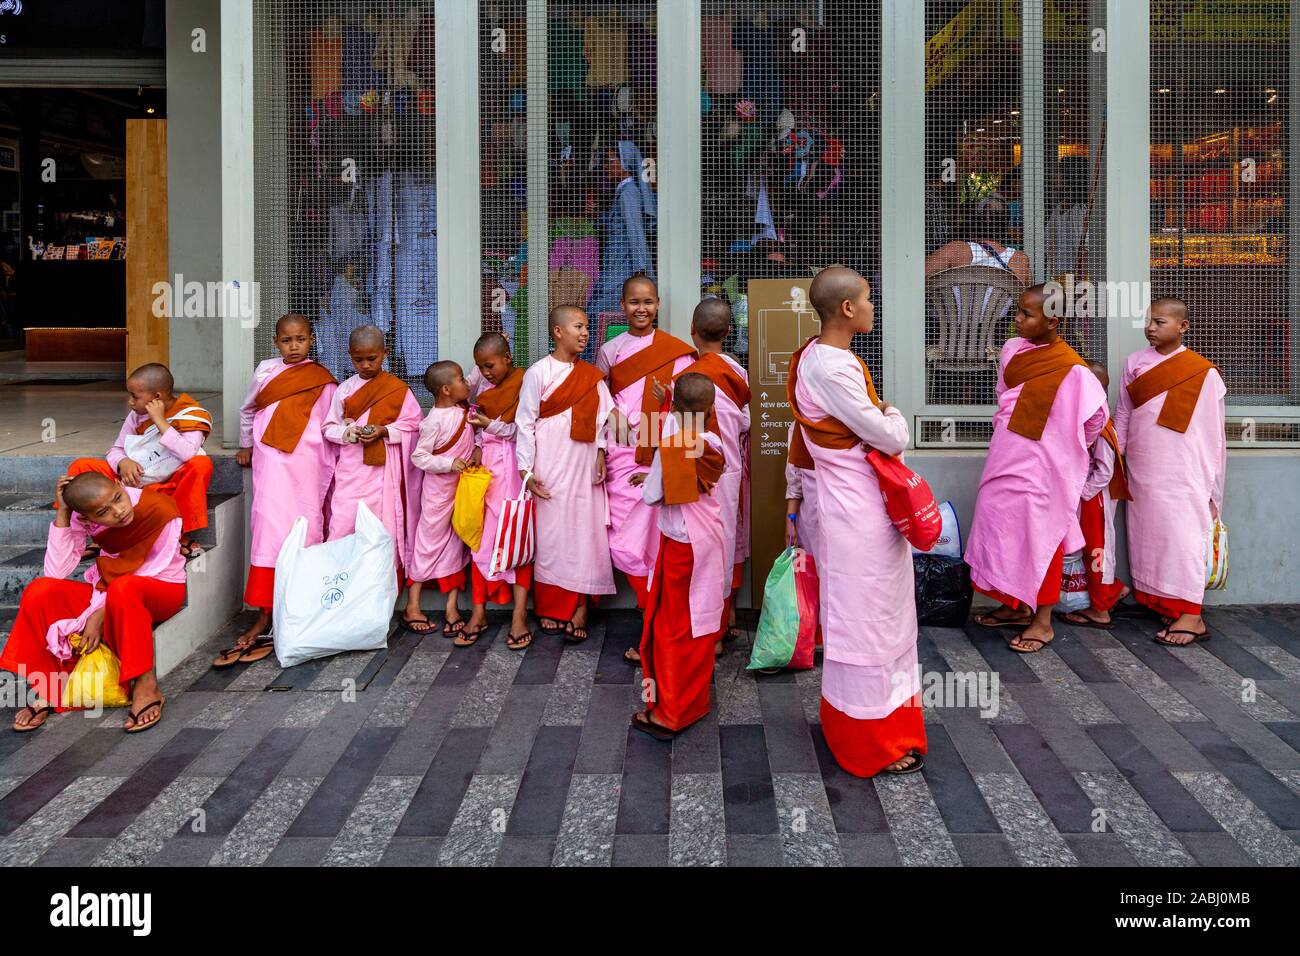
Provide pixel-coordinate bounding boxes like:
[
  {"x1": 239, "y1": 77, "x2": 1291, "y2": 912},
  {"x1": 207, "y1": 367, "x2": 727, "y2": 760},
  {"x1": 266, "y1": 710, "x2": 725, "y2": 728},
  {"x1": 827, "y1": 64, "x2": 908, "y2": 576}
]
[
  {"x1": 596, "y1": 332, "x2": 695, "y2": 577},
  {"x1": 641, "y1": 427, "x2": 727, "y2": 637},
  {"x1": 721, "y1": 353, "x2": 752, "y2": 567},
  {"x1": 323, "y1": 374, "x2": 424, "y2": 571},
  {"x1": 794, "y1": 341, "x2": 917, "y2": 719},
  {"x1": 408, "y1": 405, "x2": 474, "y2": 582},
  {"x1": 1116, "y1": 345, "x2": 1227, "y2": 605},
  {"x1": 469, "y1": 368, "x2": 525, "y2": 586},
  {"x1": 239, "y1": 358, "x2": 338, "y2": 567},
  {"x1": 784, "y1": 421, "x2": 821, "y2": 570},
  {"x1": 1080, "y1": 434, "x2": 1120, "y2": 585},
  {"x1": 515, "y1": 355, "x2": 616, "y2": 597},
  {"x1": 964, "y1": 338, "x2": 1108, "y2": 609},
  {"x1": 40, "y1": 486, "x2": 185, "y2": 661}
]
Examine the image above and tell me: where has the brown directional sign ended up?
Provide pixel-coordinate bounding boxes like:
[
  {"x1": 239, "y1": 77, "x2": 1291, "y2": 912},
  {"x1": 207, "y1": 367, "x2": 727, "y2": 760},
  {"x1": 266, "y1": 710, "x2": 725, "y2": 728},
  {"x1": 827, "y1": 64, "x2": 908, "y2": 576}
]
[{"x1": 746, "y1": 278, "x2": 820, "y2": 605}]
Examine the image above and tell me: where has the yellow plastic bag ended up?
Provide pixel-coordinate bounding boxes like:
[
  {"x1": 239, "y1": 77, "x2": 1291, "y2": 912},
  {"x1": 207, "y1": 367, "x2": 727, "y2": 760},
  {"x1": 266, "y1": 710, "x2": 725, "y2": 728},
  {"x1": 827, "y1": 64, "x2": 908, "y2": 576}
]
[
  {"x1": 61, "y1": 631, "x2": 130, "y2": 709},
  {"x1": 452, "y1": 466, "x2": 493, "y2": 551}
]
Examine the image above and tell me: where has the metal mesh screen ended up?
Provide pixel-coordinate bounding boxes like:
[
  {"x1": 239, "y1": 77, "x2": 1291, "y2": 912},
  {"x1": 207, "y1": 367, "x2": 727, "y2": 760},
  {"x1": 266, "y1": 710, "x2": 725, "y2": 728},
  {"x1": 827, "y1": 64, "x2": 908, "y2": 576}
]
[
  {"x1": 699, "y1": 1, "x2": 883, "y2": 388},
  {"x1": 255, "y1": 1, "x2": 440, "y2": 399},
  {"x1": 1151, "y1": 0, "x2": 1295, "y2": 406},
  {"x1": 480, "y1": 1, "x2": 530, "y2": 360},
  {"x1": 548, "y1": 2, "x2": 658, "y2": 362}
]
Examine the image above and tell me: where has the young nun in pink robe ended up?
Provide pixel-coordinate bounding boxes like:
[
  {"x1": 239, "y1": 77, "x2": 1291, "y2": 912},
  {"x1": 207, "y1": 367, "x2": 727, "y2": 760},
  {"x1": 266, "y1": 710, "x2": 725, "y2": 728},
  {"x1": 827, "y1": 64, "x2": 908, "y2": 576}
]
[
  {"x1": 406, "y1": 361, "x2": 474, "y2": 639},
  {"x1": 964, "y1": 285, "x2": 1108, "y2": 652},
  {"x1": 595, "y1": 275, "x2": 695, "y2": 606},
  {"x1": 322, "y1": 326, "x2": 423, "y2": 579},
  {"x1": 784, "y1": 421, "x2": 822, "y2": 568},
  {"x1": 1115, "y1": 297, "x2": 1226, "y2": 645},
  {"x1": 217, "y1": 314, "x2": 337, "y2": 667},
  {"x1": 516, "y1": 306, "x2": 617, "y2": 641},
  {"x1": 789, "y1": 267, "x2": 925, "y2": 777}
]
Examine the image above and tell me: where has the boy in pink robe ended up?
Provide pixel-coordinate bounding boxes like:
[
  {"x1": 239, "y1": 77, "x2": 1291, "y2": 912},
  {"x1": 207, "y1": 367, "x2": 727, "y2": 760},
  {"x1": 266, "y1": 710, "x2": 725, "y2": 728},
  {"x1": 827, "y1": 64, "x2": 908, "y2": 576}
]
[
  {"x1": 516, "y1": 306, "x2": 617, "y2": 641},
  {"x1": 217, "y1": 314, "x2": 337, "y2": 667},
  {"x1": 406, "y1": 361, "x2": 474, "y2": 640},
  {"x1": 595, "y1": 274, "x2": 695, "y2": 606},
  {"x1": 790, "y1": 267, "x2": 925, "y2": 777},
  {"x1": 322, "y1": 326, "x2": 423, "y2": 579},
  {"x1": 1116, "y1": 297, "x2": 1226, "y2": 645},
  {"x1": 465, "y1": 332, "x2": 534, "y2": 650},
  {"x1": 630, "y1": 374, "x2": 728, "y2": 739},
  {"x1": 965, "y1": 285, "x2": 1108, "y2": 652}
]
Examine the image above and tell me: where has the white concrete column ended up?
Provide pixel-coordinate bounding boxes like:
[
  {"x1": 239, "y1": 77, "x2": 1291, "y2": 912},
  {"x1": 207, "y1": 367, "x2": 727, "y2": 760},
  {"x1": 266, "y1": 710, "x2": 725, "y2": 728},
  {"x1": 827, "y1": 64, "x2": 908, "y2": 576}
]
[
  {"x1": 1022, "y1": 0, "x2": 1046, "y2": 281},
  {"x1": 526, "y1": 0, "x2": 550, "y2": 363}
]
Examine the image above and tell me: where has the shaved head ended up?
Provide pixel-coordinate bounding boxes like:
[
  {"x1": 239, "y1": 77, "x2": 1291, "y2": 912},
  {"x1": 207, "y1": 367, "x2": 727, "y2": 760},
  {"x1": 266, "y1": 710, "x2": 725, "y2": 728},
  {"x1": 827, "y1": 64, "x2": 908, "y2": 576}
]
[
  {"x1": 1087, "y1": 359, "x2": 1109, "y2": 390},
  {"x1": 692, "y1": 299, "x2": 732, "y2": 343},
  {"x1": 63, "y1": 472, "x2": 117, "y2": 515},
  {"x1": 127, "y1": 362, "x2": 174, "y2": 395},
  {"x1": 1151, "y1": 296, "x2": 1189, "y2": 323},
  {"x1": 550, "y1": 304, "x2": 586, "y2": 334},
  {"x1": 473, "y1": 331, "x2": 511, "y2": 359},
  {"x1": 423, "y1": 360, "x2": 462, "y2": 396},
  {"x1": 275, "y1": 313, "x2": 312, "y2": 337},
  {"x1": 809, "y1": 266, "x2": 868, "y2": 323},
  {"x1": 348, "y1": 325, "x2": 386, "y2": 352},
  {"x1": 673, "y1": 372, "x2": 716, "y2": 415}
]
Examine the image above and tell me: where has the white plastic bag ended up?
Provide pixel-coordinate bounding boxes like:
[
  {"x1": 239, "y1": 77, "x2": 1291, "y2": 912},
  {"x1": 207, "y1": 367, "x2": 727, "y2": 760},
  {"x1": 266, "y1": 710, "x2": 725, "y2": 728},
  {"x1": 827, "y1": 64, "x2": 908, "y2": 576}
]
[
  {"x1": 1059, "y1": 551, "x2": 1090, "y2": 613},
  {"x1": 913, "y1": 499, "x2": 962, "y2": 559},
  {"x1": 272, "y1": 501, "x2": 397, "y2": 668}
]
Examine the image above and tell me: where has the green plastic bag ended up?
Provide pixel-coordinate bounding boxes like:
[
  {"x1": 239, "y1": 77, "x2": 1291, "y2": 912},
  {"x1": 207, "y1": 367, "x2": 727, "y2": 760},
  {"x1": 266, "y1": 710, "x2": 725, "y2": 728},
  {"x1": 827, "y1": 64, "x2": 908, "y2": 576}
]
[{"x1": 749, "y1": 548, "x2": 800, "y2": 671}]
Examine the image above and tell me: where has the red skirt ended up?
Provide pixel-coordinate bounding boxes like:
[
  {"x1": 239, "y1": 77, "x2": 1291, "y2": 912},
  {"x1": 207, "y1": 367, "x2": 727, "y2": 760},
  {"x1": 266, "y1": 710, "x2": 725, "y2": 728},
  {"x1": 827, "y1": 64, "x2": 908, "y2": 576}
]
[
  {"x1": 820, "y1": 693, "x2": 927, "y2": 778},
  {"x1": 638, "y1": 535, "x2": 719, "y2": 732},
  {"x1": 1134, "y1": 589, "x2": 1201, "y2": 618},
  {"x1": 1079, "y1": 494, "x2": 1127, "y2": 612},
  {"x1": 244, "y1": 564, "x2": 275, "y2": 611},
  {"x1": 470, "y1": 562, "x2": 532, "y2": 606},
  {"x1": 406, "y1": 568, "x2": 467, "y2": 592},
  {"x1": 533, "y1": 580, "x2": 586, "y2": 620},
  {"x1": 975, "y1": 543, "x2": 1064, "y2": 611}
]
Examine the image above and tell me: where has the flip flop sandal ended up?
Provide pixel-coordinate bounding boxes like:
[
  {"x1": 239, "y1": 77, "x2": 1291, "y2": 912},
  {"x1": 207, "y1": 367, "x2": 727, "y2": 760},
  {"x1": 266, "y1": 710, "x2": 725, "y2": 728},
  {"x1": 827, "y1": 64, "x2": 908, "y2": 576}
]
[
  {"x1": 124, "y1": 697, "x2": 165, "y2": 734},
  {"x1": 973, "y1": 612, "x2": 1032, "y2": 630},
  {"x1": 1059, "y1": 611, "x2": 1114, "y2": 631},
  {"x1": 564, "y1": 623, "x2": 589, "y2": 644},
  {"x1": 623, "y1": 647, "x2": 641, "y2": 665},
  {"x1": 213, "y1": 638, "x2": 265, "y2": 668},
  {"x1": 506, "y1": 631, "x2": 534, "y2": 651},
  {"x1": 757, "y1": 666, "x2": 783, "y2": 675},
  {"x1": 882, "y1": 752, "x2": 925, "y2": 775},
  {"x1": 1154, "y1": 629, "x2": 1211, "y2": 647},
  {"x1": 1008, "y1": 635, "x2": 1052, "y2": 654},
  {"x1": 442, "y1": 619, "x2": 467, "y2": 638},
  {"x1": 237, "y1": 636, "x2": 276, "y2": 664},
  {"x1": 724, "y1": 626, "x2": 743, "y2": 643},
  {"x1": 631, "y1": 711, "x2": 679, "y2": 741},
  {"x1": 398, "y1": 616, "x2": 435, "y2": 634},
  {"x1": 454, "y1": 625, "x2": 490, "y2": 647},
  {"x1": 180, "y1": 542, "x2": 204, "y2": 560},
  {"x1": 538, "y1": 618, "x2": 566, "y2": 634},
  {"x1": 13, "y1": 704, "x2": 54, "y2": 733}
]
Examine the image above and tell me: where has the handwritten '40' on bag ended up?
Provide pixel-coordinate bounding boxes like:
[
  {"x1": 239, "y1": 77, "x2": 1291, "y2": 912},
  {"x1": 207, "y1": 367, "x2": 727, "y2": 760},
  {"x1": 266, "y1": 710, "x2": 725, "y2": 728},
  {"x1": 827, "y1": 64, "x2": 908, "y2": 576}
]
[{"x1": 272, "y1": 501, "x2": 397, "y2": 668}]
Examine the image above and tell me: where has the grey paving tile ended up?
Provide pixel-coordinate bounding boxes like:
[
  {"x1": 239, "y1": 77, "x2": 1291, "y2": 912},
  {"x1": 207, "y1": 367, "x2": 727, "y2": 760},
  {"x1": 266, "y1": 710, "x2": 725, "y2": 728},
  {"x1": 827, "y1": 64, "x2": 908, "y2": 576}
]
[
  {"x1": 668, "y1": 772, "x2": 726, "y2": 866},
  {"x1": 1088, "y1": 682, "x2": 1214, "y2": 772},
  {"x1": 1177, "y1": 646, "x2": 1292, "y2": 721},
  {"x1": 147, "y1": 835, "x2": 223, "y2": 866},
  {"x1": 612, "y1": 833, "x2": 669, "y2": 867},
  {"x1": 212, "y1": 776, "x2": 322, "y2": 866},
  {"x1": 540, "y1": 639, "x2": 601, "y2": 726},
  {"x1": 436, "y1": 773, "x2": 522, "y2": 867},
  {"x1": 377, "y1": 682, "x2": 471, "y2": 778},
  {"x1": 496, "y1": 834, "x2": 557, "y2": 866},
  {"x1": 1173, "y1": 770, "x2": 1300, "y2": 866},
  {"x1": 671, "y1": 708, "x2": 721, "y2": 773},
  {"x1": 837, "y1": 832, "x2": 902, "y2": 866},
  {"x1": 451, "y1": 647, "x2": 524, "y2": 728},
  {"x1": 1075, "y1": 771, "x2": 1197, "y2": 867},
  {"x1": 1046, "y1": 626, "x2": 1118, "y2": 684},
  {"x1": 975, "y1": 771, "x2": 1078, "y2": 867},
  {"x1": 1176, "y1": 831, "x2": 1259, "y2": 867},
  {"x1": 917, "y1": 725, "x2": 1000, "y2": 833},
  {"x1": 1, "y1": 775, "x2": 123, "y2": 867},
  {"x1": 757, "y1": 682, "x2": 820, "y2": 773},
  {"x1": 478, "y1": 684, "x2": 552, "y2": 774},
  {"x1": 726, "y1": 833, "x2": 785, "y2": 867},
  {"x1": 224, "y1": 655, "x2": 285, "y2": 692},
  {"x1": 35, "y1": 837, "x2": 112, "y2": 867},
  {"x1": 1095, "y1": 648, "x2": 1203, "y2": 722},
  {"x1": 950, "y1": 833, "x2": 1021, "y2": 867},
  {"x1": 324, "y1": 775, "x2": 422, "y2": 866},
  {"x1": 874, "y1": 773, "x2": 960, "y2": 866},
  {"x1": 1173, "y1": 722, "x2": 1300, "y2": 828},
  {"x1": 1085, "y1": 724, "x2": 1221, "y2": 832},
  {"x1": 0, "y1": 717, "x2": 123, "y2": 832},
  {"x1": 396, "y1": 727, "x2": 491, "y2": 837},
  {"x1": 793, "y1": 667, "x2": 823, "y2": 724},
  {"x1": 305, "y1": 651, "x2": 380, "y2": 692},
  {"x1": 593, "y1": 617, "x2": 638, "y2": 685},
  {"x1": 1007, "y1": 683, "x2": 1115, "y2": 773},
  {"x1": 278, "y1": 694, "x2": 380, "y2": 777},
  {"x1": 1198, "y1": 632, "x2": 1287, "y2": 681},
  {"x1": 572, "y1": 682, "x2": 636, "y2": 774},
  {"x1": 263, "y1": 835, "x2": 332, "y2": 867},
  {"x1": 366, "y1": 651, "x2": 450, "y2": 728},
  {"x1": 92, "y1": 775, "x2": 224, "y2": 866},
  {"x1": 714, "y1": 662, "x2": 763, "y2": 726},
  {"x1": 184, "y1": 693, "x2": 298, "y2": 777},
  {"x1": 188, "y1": 692, "x2": 255, "y2": 730},
  {"x1": 1021, "y1": 649, "x2": 1117, "y2": 725},
  {"x1": 1245, "y1": 645, "x2": 1300, "y2": 681},
  {"x1": 962, "y1": 620, "x2": 1041, "y2": 683},
  {"x1": 991, "y1": 723, "x2": 1099, "y2": 833},
  {"x1": 773, "y1": 772, "x2": 843, "y2": 866},
  {"x1": 379, "y1": 836, "x2": 442, "y2": 867},
  {"x1": 720, "y1": 724, "x2": 777, "y2": 835},
  {"x1": 505, "y1": 724, "x2": 581, "y2": 836},
  {"x1": 285, "y1": 725, "x2": 400, "y2": 837},
  {"x1": 552, "y1": 773, "x2": 620, "y2": 867},
  {"x1": 1170, "y1": 683, "x2": 1300, "y2": 771},
  {"x1": 512, "y1": 625, "x2": 565, "y2": 685},
  {"x1": 617, "y1": 725, "x2": 672, "y2": 835},
  {"x1": 935, "y1": 709, "x2": 1018, "y2": 774},
  {"x1": 278, "y1": 693, "x2": 340, "y2": 728},
  {"x1": 928, "y1": 628, "x2": 1028, "y2": 723},
  {"x1": 1063, "y1": 832, "x2": 1141, "y2": 867}
]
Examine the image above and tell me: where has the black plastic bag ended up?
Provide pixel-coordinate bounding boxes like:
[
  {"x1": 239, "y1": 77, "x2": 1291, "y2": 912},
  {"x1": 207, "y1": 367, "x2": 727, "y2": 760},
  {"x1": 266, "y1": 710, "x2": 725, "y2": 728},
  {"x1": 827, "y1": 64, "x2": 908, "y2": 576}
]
[{"x1": 913, "y1": 554, "x2": 973, "y2": 627}]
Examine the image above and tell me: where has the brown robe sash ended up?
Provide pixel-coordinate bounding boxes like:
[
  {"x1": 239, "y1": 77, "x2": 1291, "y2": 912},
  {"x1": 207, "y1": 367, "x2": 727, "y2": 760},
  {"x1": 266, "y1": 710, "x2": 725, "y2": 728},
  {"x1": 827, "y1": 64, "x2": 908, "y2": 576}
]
[
  {"x1": 430, "y1": 407, "x2": 472, "y2": 456},
  {"x1": 134, "y1": 392, "x2": 212, "y2": 436},
  {"x1": 1002, "y1": 338, "x2": 1088, "y2": 441},
  {"x1": 475, "y1": 367, "x2": 525, "y2": 424},
  {"x1": 538, "y1": 360, "x2": 606, "y2": 443},
  {"x1": 1125, "y1": 348, "x2": 1215, "y2": 434},
  {"x1": 786, "y1": 338, "x2": 882, "y2": 471},
  {"x1": 660, "y1": 428, "x2": 727, "y2": 505},
  {"x1": 1098, "y1": 420, "x2": 1132, "y2": 502},
  {"x1": 342, "y1": 371, "x2": 410, "y2": 466},
  {"x1": 607, "y1": 330, "x2": 697, "y2": 466},
  {"x1": 254, "y1": 361, "x2": 337, "y2": 454},
  {"x1": 91, "y1": 489, "x2": 181, "y2": 591},
  {"x1": 678, "y1": 351, "x2": 752, "y2": 436}
]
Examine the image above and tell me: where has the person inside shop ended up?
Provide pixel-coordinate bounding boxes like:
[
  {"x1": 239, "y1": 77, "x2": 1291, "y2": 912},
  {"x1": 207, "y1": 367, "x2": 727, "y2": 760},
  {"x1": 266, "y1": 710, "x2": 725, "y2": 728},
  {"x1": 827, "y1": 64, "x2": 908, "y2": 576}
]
[
  {"x1": 587, "y1": 140, "x2": 657, "y2": 325},
  {"x1": 924, "y1": 192, "x2": 1032, "y2": 286}
]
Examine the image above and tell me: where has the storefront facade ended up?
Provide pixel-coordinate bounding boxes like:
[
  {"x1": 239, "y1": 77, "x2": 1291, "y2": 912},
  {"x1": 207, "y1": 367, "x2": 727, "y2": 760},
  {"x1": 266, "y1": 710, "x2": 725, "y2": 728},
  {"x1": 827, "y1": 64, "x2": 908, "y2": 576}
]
[{"x1": 190, "y1": 0, "x2": 1299, "y2": 602}]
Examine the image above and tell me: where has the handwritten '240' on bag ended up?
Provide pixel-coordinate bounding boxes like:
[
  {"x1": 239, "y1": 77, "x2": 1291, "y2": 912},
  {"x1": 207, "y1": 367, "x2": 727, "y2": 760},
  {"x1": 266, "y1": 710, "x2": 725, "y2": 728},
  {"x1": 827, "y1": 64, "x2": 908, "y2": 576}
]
[{"x1": 272, "y1": 501, "x2": 397, "y2": 667}]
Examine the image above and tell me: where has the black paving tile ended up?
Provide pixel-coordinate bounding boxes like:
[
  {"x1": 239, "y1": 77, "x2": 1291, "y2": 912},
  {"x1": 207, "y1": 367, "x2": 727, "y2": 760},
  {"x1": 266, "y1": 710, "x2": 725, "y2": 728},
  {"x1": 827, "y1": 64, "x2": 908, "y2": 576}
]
[
  {"x1": 432, "y1": 634, "x2": 493, "y2": 686},
  {"x1": 1264, "y1": 721, "x2": 1300, "y2": 754},
  {"x1": 0, "y1": 726, "x2": 123, "y2": 835},
  {"x1": 513, "y1": 630, "x2": 566, "y2": 684},
  {"x1": 496, "y1": 834, "x2": 557, "y2": 866},
  {"x1": 671, "y1": 708, "x2": 721, "y2": 773},
  {"x1": 616, "y1": 726, "x2": 672, "y2": 835},
  {"x1": 1236, "y1": 610, "x2": 1300, "y2": 657},
  {"x1": 991, "y1": 723, "x2": 1096, "y2": 833},
  {"x1": 284, "y1": 725, "x2": 399, "y2": 837},
  {"x1": 809, "y1": 724, "x2": 889, "y2": 833},
  {"x1": 594, "y1": 614, "x2": 640, "y2": 685},
  {"x1": 507, "y1": 725, "x2": 582, "y2": 836},
  {"x1": 720, "y1": 724, "x2": 778, "y2": 835},
  {"x1": 1107, "y1": 618, "x2": 1203, "y2": 683},
  {"x1": 1049, "y1": 629, "x2": 1117, "y2": 683},
  {"x1": 962, "y1": 621, "x2": 1040, "y2": 683},
  {"x1": 1173, "y1": 722, "x2": 1300, "y2": 829},
  {"x1": 1085, "y1": 723, "x2": 1221, "y2": 832},
  {"x1": 756, "y1": 683, "x2": 819, "y2": 773},
  {"x1": 919, "y1": 726, "x2": 1001, "y2": 833},
  {"x1": 1199, "y1": 636, "x2": 1285, "y2": 681},
  {"x1": 396, "y1": 727, "x2": 491, "y2": 837},
  {"x1": 68, "y1": 728, "x2": 221, "y2": 838},
  {"x1": 612, "y1": 833, "x2": 669, "y2": 866},
  {"x1": 197, "y1": 727, "x2": 309, "y2": 836},
  {"x1": 573, "y1": 684, "x2": 633, "y2": 774}
]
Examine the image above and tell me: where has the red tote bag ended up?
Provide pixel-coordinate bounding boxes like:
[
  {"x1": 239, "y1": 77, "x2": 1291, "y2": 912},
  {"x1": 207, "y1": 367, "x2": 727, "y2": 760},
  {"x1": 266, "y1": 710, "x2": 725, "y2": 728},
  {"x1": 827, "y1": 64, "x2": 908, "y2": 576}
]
[
  {"x1": 865, "y1": 450, "x2": 943, "y2": 552},
  {"x1": 488, "y1": 479, "x2": 536, "y2": 576}
]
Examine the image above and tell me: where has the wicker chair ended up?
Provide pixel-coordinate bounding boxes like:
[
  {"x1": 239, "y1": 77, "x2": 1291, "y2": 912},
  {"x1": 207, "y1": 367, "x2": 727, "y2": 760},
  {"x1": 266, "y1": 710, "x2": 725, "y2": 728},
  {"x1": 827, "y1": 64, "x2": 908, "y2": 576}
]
[{"x1": 924, "y1": 265, "x2": 1025, "y2": 405}]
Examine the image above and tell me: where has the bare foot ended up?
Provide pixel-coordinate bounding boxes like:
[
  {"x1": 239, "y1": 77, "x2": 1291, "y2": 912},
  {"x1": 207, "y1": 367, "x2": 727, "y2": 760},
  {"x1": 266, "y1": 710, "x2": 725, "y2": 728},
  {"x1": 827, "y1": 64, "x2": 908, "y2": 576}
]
[
  {"x1": 1063, "y1": 607, "x2": 1112, "y2": 626},
  {"x1": 883, "y1": 752, "x2": 921, "y2": 773},
  {"x1": 1156, "y1": 613, "x2": 1208, "y2": 645},
  {"x1": 466, "y1": 607, "x2": 489, "y2": 633},
  {"x1": 124, "y1": 671, "x2": 164, "y2": 731},
  {"x1": 974, "y1": 607, "x2": 1032, "y2": 628},
  {"x1": 12, "y1": 701, "x2": 53, "y2": 732},
  {"x1": 1009, "y1": 618, "x2": 1054, "y2": 653},
  {"x1": 214, "y1": 611, "x2": 271, "y2": 665}
]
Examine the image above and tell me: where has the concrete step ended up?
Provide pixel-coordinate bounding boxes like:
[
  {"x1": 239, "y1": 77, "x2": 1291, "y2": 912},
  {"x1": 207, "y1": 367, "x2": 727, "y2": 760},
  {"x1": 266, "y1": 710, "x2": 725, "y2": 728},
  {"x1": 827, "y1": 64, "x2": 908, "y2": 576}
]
[
  {"x1": 0, "y1": 453, "x2": 245, "y2": 495},
  {"x1": 0, "y1": 491, "x2": 237, "y2": 547}
]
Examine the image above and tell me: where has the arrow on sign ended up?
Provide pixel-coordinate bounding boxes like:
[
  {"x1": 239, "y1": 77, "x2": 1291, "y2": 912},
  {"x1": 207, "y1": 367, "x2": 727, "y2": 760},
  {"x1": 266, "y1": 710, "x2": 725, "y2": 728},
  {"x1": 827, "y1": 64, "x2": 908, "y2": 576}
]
[
  {"x1": 761, "y1": 391, "x2": 768, "y2": 400},
  {"x1": 761, "y1": 411, "x2": 770, "y2": 421}
]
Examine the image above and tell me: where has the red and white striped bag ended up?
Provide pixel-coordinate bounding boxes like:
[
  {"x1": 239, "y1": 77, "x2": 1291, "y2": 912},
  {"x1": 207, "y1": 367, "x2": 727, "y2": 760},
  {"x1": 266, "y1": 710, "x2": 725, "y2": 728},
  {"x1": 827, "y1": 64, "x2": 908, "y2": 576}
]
[{"x1": 489, "y1": 475, "x2": 536, "y2": 576}]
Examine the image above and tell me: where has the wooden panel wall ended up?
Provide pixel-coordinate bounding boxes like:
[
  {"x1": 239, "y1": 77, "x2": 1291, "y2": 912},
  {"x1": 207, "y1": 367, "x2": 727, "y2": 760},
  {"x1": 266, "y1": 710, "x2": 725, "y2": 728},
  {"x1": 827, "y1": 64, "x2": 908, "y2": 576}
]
[{"x1": 125, "y1": 119, "x2": 168, "y2": 372}]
